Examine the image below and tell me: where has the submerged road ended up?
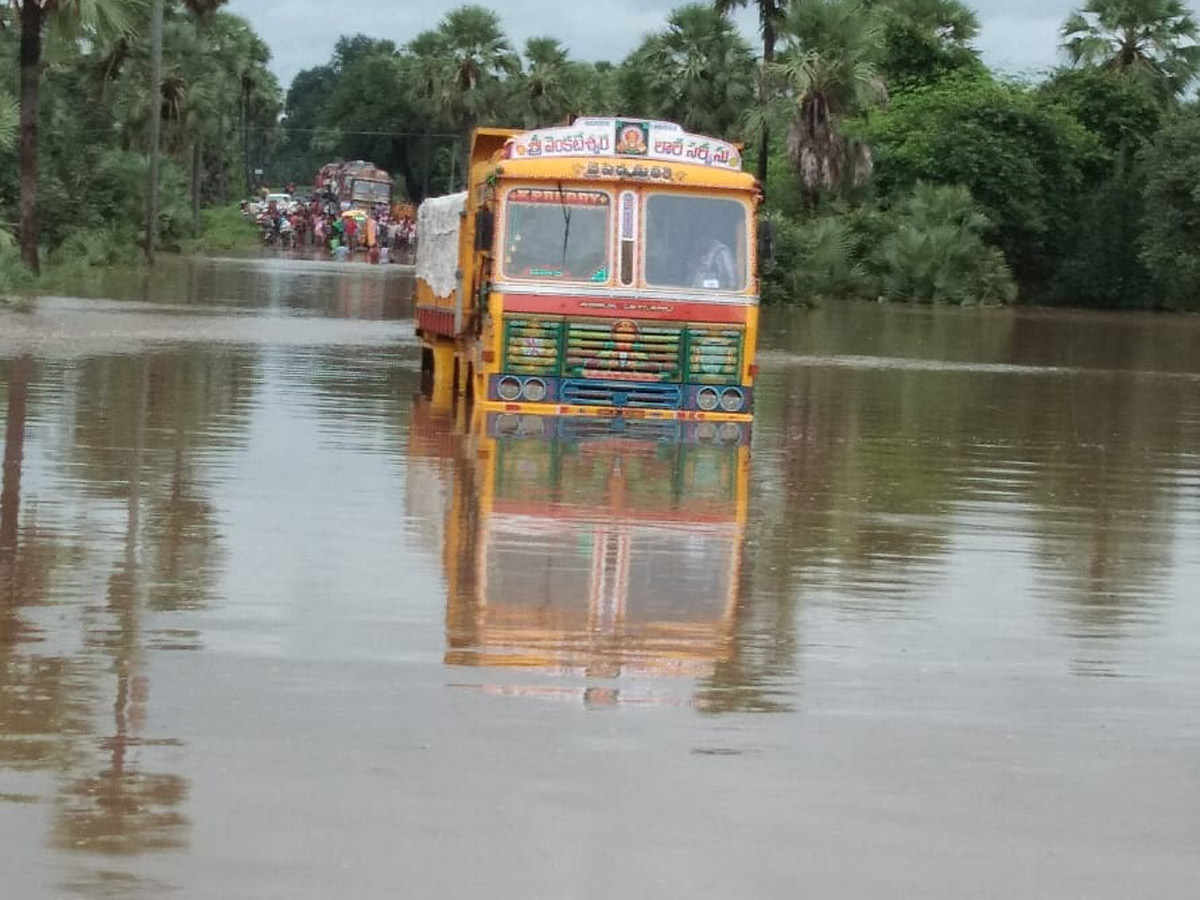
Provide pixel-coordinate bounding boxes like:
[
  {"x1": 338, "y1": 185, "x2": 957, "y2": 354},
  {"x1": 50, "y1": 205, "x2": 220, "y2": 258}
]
[{"x1": 0, "y1": 255, "x2": 1197, "y2": 898}]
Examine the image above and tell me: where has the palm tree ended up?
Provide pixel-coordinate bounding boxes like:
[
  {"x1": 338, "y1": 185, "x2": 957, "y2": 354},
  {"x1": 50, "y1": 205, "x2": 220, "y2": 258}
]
[
  {"x1": 874, "y1": 182, "x2": 1016, "y2": 305},
  {"x1": 431, "y1": 5, "x2": 520, "y2": 181},
  {"x1": 580, "y1": 61, "x2": 621, "y2": 116},
  {"x1": 439, "y1": 4, "x2": 518, "y2": 180},
  {"x1": 768, "y1": 0, "x2": 887, "y2": 206},
  {"x1": 625, "y1": 5, "x2": 756, "y2": 138},
  {"x1": 180, "y1": 0, "x2": 224, "y2": 13},
  {"x1": 11, "y1": 0, "x2": 144, "y2": 274},
  {"x1": 1061, "y1": 0, "x2": 1200, "y2": 99},
  {"x1": 518, "y1": 37, "x2": 579, "y2": 128},
  {"x1": 0, "y1": 91, "x2": 15, "y2": 151},
  {"x1": 868, "y1": 0, "x2": 981, "y2": 85},
  {"x1": 145, "y1": 0, "x2": 226, "y2": 258},
  {"x1": 874, "y1": 0, "x2": 977, "y2": 40},
  {"x1": 713, "y1": 0, "x2": 790, "y2": 189}
]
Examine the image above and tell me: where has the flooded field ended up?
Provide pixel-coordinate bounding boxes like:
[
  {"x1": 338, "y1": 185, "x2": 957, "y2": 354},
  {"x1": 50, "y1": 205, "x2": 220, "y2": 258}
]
[{"x1": 2, "y1": 256, "x2": 1198, "y2": 898}]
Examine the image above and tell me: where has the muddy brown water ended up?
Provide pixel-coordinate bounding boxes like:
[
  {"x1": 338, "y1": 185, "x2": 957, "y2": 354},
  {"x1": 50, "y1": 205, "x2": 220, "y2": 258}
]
[{"x1": 2, "y1": 255, "x2": 1198, "y2": 897}]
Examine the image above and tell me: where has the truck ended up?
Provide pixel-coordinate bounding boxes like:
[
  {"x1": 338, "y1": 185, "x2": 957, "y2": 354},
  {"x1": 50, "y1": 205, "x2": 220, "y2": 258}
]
[{"x1": 414, "y1": 117, "x2": 762, "y2": 437}]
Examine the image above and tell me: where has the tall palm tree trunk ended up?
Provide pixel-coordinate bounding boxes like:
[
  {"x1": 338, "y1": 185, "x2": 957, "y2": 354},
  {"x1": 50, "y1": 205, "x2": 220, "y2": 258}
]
[
  {"x1": 18, "y1": 4, "x2": 44, "y2": 275},
  {"x1": 191, "y1": 140, "x2": 203, "y2": 234},
  {"x1": 757, "y1": 25, "x2": 775, "y2": 194},
  {"x1": 145, "y1": 0, "x2": 165, "y2": 263}
]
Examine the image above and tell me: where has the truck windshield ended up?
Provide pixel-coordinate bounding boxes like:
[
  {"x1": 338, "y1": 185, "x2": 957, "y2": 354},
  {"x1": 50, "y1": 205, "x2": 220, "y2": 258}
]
[
  {"x1": 352, "y1": 179, "x2": 391, "y2": 204},
  {"x1": 503, "y1": 188, "x2": 611, "y2": 283},
  {"x1": 644, "y1": 194, "x2": 748, "y2": 292}
]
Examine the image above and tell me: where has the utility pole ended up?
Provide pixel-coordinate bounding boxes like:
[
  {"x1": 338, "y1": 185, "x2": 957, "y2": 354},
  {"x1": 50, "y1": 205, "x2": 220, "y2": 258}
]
[{"x1": 144, "y1": 0, "x2": 165, "y2": 263}]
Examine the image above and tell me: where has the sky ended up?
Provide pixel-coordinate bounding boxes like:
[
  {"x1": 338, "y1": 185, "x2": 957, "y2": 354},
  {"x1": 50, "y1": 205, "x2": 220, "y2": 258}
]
[{"x1": 224, "y1": 0, "x2": 1146, "y2": 91}]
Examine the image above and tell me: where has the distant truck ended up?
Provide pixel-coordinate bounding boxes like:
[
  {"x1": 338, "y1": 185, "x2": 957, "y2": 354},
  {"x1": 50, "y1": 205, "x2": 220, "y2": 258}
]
[{"x1": 314, "y1": 160, "x2": 393, "y2": 212}]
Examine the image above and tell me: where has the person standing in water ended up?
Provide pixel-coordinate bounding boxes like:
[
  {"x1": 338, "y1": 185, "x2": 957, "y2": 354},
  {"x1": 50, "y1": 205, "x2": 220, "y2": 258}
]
[{"x1": 366, "y1": 214, "x2": 380, "y2": 264}]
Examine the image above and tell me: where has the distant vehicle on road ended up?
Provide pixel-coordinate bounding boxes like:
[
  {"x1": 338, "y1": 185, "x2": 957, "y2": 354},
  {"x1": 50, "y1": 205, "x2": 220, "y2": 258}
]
[{"x1": 315, "y1": 161, "x2": 392, "y2": 213}]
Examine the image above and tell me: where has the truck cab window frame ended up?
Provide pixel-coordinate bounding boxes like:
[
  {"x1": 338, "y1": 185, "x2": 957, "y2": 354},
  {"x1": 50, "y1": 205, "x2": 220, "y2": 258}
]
[
  {"x1": 642, "y1": 192, "x2": 749, "y2": 293},
  {"x1": 501, "y1": 186, "x2": 614, "y2": 285}
]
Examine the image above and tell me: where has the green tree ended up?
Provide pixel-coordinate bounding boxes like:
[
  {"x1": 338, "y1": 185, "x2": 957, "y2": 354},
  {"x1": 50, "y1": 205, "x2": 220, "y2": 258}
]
[
  {"x1": 713, "y1": 0, "x2": 790, "y2": 189},
  {"x1": 862, "y1": 72, "x2": 1100, "y2": 294},
  {"x1": 766, "y1": 0, "x2": 887, "y2": 206},
  {"x1": 429, "y1": 5, "x2": 520, "y2": 181},
  {"x1": 516, "y1": 37, "x2": 581, "y2": 128},
  {"x1": 1039, "y1": 65, "x2": 1164, "y2": 157},
  {"x1": 579, "y1": 61, "x2": 621, "y2": 116},
  {"x1": 0, "y1": 90, "x2": 14, "y2": 150},
  {"x1": 622, "y1": 4, "x2": 756, "y2": 138},
  {"x1": 1039, "y1": 67, "x2": 1163, "y2": 306},
  {"x1": 871, "y1": 0, "x2": 982, "y2": 87},
  {"x1": 1139, "y1": 109, "x2": 1200, "y2": 309},
  {"x1": 871, "y1": 182, "x2": 1016, "y2": 304},
  {"x1": 10, "y1": 0, "x2": 144, "y2": 273},
  {"x1": 1061, "y1": 0, "x2": 1200, "y2": 100}
]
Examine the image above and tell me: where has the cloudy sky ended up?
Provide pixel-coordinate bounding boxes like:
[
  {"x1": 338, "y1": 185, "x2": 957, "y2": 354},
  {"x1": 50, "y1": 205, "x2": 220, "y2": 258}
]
[{"x1": 226, "y1": 0, "x2": 1119, "y2": 90}]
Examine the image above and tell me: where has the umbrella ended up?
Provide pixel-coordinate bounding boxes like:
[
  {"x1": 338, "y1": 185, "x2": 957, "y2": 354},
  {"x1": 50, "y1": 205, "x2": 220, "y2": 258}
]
[{"x1": 341, "y1": 209, "x2": 367, "y2": 220}]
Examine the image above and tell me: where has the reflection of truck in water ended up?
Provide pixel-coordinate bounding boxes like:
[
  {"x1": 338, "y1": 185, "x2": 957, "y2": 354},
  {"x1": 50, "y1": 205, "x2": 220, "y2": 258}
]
[
  {"x1": 315, "y1": 160, "x2": 393, "y2": 211},
  {"x1": 406, "y1": 401, "x2": 750, "y2": 703}
]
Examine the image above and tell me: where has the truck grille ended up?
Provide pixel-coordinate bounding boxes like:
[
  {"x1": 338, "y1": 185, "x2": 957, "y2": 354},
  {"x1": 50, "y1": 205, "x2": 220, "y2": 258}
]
[
  {"x1": 687, "y1": 327, "x2": 743, "y2": 384},
  {"x1": 501, "y1": 316, "x2": 745, "y2": 390},
  {"x1": 504, "y1": 319, "x2": 562, "y2": 375},
  {"x1": 560, "y1": 380, "x2": 682, "y2": 409},
  {"x1": 563, "y1": 321, "x2": 683, "y2": 382}
]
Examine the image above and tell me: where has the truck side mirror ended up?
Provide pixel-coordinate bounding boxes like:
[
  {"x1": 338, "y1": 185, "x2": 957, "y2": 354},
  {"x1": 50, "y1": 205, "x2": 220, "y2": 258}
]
[
  {"x1": 474, "y1": 208, "x2": 495, "y2": 251},
  {"x1": 757, "y1": 219, "x2": 775, "y2": 268}
]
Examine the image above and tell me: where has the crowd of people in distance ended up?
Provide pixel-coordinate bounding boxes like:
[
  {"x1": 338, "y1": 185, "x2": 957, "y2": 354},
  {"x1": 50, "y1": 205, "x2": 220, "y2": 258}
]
[{"x1": 242, "y1": 190, "x2": 417, "y2": 264}]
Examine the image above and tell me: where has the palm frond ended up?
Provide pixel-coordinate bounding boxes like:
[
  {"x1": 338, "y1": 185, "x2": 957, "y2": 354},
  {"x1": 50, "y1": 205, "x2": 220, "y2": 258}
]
[{"x1": 0, "y1": 91, "x2": 16, "y2": 152}]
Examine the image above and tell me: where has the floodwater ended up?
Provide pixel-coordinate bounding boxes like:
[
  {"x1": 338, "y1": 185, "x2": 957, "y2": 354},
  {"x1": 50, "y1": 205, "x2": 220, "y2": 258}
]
[{"x1": 1, "y1": 256, "x2": 1198, "y2": 898}]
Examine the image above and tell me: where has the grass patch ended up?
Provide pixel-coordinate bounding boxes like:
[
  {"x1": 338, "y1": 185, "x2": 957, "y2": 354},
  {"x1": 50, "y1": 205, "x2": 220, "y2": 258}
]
[
  {"x1": 184, "y1": 204, "x2": 260, "y2": 253},
  {"x1": 0, "y1": 238, "x2": 36, "y2": 307}
]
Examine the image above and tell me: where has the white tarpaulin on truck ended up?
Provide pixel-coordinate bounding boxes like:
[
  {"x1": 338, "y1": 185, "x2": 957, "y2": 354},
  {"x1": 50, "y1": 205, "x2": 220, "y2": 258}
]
[{"x1": 416, "y1": 192, "x2": 467, "y2": 300}]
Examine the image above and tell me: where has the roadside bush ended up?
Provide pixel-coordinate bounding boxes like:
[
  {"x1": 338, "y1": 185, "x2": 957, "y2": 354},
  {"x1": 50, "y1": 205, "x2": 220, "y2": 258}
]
[
  {"x1": 762, "y1": 212, "x2": 871, "y2": 304},
  {"x1": 0, "y1": 231, "x2": 34, "y2": 299},
  {"x1": 762, "y1": 184, "x2": 1015, "y2": 306},
  {"x1": 869, "y1": 183, "x2": 1017, "y2": 305},
  {"x1": 185, "y1": 204, "x2": 261, "y2": 253},
  {"x1": 1139, "y1": 110, "x2": 1200, "y2": 311}
]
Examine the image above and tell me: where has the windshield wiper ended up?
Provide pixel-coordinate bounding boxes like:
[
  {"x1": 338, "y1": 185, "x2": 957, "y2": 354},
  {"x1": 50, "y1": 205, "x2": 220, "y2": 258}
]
[{"x1": 557, "y1": 181, "x2": 571, "y2": 268}]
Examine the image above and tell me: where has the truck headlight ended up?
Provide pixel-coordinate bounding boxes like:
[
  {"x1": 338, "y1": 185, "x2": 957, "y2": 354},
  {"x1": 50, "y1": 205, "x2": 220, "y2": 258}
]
[
  {"x1": 521, "y1": 378, "x2": 547, "y2": 402},
  {"x1": 497, "y1": 376, "x2": 522, "y2": 401},
  {"x1": 720, "y1": 388, "x2": 745, "y2": 412}
]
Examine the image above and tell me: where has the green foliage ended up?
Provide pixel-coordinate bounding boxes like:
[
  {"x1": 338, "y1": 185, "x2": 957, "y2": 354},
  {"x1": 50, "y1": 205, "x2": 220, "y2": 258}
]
[
  {"x1": 762, "y1": 211, "x2": 871, "y2": 303},
  {"x1": 763, "y1": 184, "x2": 1016, "y2": 306},
  {"x1": 517, "y1": 37, "x2": 587, "y2": 128},
  {"x1": 621, "y1": 5, "x2": 756, "y2": 138},
  {"x1": 0, "y1": 90, "x2": 14, "y2": 151},
  {"x1": 1139, "y1": 109, "x2": 1200, "y2": 310},
  {"x1": 861, "y1": 72, "x2": 1101, "y2": 295},
  {"x1": 873, "y1": 0, "x2": 985, "y2": 88},
  {"x1": 1038, "y1": 66, "x2": 1165, "y2": 160},
  {"x1": 762, "y1": 0, "x2": 888, "y2": 205},
  {"x1": 0, "y1": 4, "x2": 280, "y2": 264},
  {"x1": 1052, "y1": 163, "x2": 1151, "y2": 307},
  {"x1": 1036, "y1": 68, "x2": 1162, "y2": 306},
  {"x1": 0, "y1": 238, "x2": 36, "y2": 297},
  {"x1": 6, "y1": 0, "x2": 1200, "y2": 313},
  {"x1": 872, "y1": 183, "x2": 1017, "y2": 305},
  {"x1": 1061, "y1": 0, "x2": 1200, "y2": 101},
  {"x1": 186, "y1": 204, "x2": 260, "y2": 252}
]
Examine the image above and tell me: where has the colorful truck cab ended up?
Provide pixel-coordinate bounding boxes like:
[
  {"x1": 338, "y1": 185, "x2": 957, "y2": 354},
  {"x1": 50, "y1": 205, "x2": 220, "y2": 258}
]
[{"x1": 414, "y1": 118, "x2": 761, "y2": 428}]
